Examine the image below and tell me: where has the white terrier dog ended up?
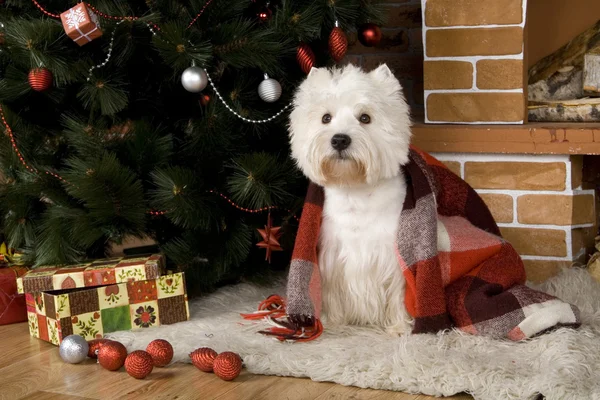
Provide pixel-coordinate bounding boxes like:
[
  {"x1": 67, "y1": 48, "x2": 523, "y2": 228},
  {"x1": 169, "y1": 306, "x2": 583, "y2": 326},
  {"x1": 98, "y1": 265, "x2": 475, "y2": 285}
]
[{"x1": 288, "y1": 64, "x2": 414, "y2": 335}]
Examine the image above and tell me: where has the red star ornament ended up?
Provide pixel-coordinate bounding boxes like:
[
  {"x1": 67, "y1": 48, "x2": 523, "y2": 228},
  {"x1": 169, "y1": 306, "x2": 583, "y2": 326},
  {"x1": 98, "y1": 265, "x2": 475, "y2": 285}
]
[{"x1": 256, "y1": 216, "x2": 282, "y2": 263}]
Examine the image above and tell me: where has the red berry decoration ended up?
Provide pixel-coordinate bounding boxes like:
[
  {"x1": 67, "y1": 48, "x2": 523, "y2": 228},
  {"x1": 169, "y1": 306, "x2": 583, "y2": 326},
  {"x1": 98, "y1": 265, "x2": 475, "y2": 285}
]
[
  {"x1": 28, "y1": 68, "x2": 53, "y2": 92},
  {"x1": 257, "y1": 6, "x2": 272, "y2": 22},
  {"x1": 296, "y1": 42, "x2": 316, "y2": 75},
  {"x1": 328, "y1": 24, "x2": 348, "y2": 63},
  {"x1": 213, "y1": 352, "x2": 243, "y2": 381},
  {"x1": 199, "y1": 93, "x2": 211, "y2": 106},
  {"x1": 190, "y1": 347, "x2": 218, "y2": 372},
  {"x1": 357, "y1": 23, "x2": 383, "y2": 47},
  {"x1": 146, "y1": 339, "x2": 173, "y2": 367},
  {"x1": 125, "y1": 350, "x2": 154, "y2": 379},
  {"x1": 87, "y1": 338, "x2": 110, "y2": 359},
  {"x1": 98, "y1": 341, "x2": 128, "y2": 371}
]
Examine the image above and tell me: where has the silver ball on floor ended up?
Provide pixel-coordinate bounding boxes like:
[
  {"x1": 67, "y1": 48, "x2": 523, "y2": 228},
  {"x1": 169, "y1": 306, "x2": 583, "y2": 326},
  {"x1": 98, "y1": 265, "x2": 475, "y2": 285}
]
[
  {"x1": 181, "y1": 66, "x2": 208, "y2": 93},
  {"x1": 59, "y1": 335, "x2": 89, "y2": 364}
]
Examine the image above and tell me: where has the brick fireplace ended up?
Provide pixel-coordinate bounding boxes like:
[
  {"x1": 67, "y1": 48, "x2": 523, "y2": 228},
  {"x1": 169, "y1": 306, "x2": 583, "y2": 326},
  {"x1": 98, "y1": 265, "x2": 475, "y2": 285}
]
[
  {"x1": 348, "y1": 0, "x2": 600, "y2": 282},
  {"x1": 422, "y1": 0, "x2": 527, "y2": 124}
]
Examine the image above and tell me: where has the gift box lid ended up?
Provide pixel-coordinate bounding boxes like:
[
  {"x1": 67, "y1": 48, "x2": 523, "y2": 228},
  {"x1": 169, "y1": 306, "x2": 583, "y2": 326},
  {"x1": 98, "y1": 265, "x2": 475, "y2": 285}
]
[{"x1": 17, "y1": 254, "x2": 164, "y2": 294}]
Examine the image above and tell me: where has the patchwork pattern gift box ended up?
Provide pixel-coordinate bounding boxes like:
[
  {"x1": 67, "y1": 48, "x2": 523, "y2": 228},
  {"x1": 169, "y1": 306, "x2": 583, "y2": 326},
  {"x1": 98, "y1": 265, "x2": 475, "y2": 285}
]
[{"x1": 18, "y1": 255, "x2": 190, "y2": 345}]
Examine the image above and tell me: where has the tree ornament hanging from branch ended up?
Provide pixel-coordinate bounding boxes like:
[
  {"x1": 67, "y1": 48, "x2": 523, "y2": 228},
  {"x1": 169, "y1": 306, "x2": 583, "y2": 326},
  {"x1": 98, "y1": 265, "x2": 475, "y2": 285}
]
[
  {"x1": 329, "y1": 21, "x2": 348, "y2": 63},
  {"x1": 357, "y1": 23, "x2": 382, "y2": 47},
  {"x1": 258, "y1": 74, "x2": 282, "y2": 103},
  {"x1": 256, "y1": 213, "x2": 283, "y2": 263},
  {"x1": 28, "y1": 68, "x2": 53, "y2": 92},
  {"x1": 297, "y1": 42, "x2": 316, "y2": 75},
  {"x1": 60, "y1": 3, "x2": 103, "y2": 46},
  {"x1": 181, "y1": 66, "x2": 208, "y2": 93},
  {"x1": 257, "y1": 2, "x2": 272, "y2": 22}
]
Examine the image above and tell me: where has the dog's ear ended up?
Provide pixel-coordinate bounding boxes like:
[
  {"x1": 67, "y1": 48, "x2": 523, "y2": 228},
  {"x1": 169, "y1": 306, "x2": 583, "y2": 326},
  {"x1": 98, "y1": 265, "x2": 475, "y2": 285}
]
[
  {"x1": 308, "y1": 67, "x2": 319, "y2": 77},
  {"x1": 369, "y1": 64, "x2": 399, "y2": 86}
]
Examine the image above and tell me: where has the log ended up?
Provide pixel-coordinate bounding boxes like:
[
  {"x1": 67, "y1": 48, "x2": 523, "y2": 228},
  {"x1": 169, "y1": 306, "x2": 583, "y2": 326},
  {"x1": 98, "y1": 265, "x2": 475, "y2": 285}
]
[
  {"x1": 529, "y1": 20, "x2": 600, "y2": 84},
  {"x1": 528, "y1": 97, "x2": 600, "y2": 122},
  {"x1": 583, "y1": 49, "x2": 600, "y2": 96}
]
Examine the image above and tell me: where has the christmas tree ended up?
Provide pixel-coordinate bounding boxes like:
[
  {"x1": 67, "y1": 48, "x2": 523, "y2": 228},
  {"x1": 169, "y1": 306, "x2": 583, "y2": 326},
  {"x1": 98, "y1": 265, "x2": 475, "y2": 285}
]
[{"x1": 0, "y1": 1, "x2": 383, "y2": 293}]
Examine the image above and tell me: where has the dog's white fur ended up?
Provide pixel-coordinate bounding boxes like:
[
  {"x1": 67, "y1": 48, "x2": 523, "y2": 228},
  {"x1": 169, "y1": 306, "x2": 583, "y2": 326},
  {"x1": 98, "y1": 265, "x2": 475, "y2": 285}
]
[{"x1": 289, "y1": 64, "x2": 414, "y2": 334}]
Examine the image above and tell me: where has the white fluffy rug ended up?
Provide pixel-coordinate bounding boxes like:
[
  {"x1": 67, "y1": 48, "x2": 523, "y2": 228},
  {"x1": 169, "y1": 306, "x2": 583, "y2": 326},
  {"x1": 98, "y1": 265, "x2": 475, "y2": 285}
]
[{"x1": 106, "y1": 268, "x2": 600, "y2": 400}]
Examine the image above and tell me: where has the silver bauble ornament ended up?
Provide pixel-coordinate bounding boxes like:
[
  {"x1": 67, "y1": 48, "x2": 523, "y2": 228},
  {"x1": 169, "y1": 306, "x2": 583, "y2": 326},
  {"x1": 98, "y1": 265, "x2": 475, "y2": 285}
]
[
  {"x1": 59, "y1": 335, "x2": 89, "y2": 364},
  {"x1": 258, "y1": 74, "x2": 282, "y2": 103},
  {"x1": 181, "y1": 66, "x2": 208, "y2": 93}
]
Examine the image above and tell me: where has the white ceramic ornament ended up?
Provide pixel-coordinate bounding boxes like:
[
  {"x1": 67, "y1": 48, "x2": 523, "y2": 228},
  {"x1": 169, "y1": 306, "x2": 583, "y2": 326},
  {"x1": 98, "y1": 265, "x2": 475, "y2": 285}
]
[
  {"x1": 258, "y1": 74, "x2": 282, "y2": 103},
  {"x1": 181, "y1": 66, "x2": 208, "y2": 93},
  {"x1": 59, "y1": 334, "x2": 89, "y2": 364}
]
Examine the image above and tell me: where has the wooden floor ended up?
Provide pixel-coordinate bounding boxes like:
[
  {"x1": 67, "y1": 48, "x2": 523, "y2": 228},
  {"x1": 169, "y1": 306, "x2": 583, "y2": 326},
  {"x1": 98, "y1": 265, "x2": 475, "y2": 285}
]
[{"x1": 0, "y1": 323, "x2": 472, "y2": 400}]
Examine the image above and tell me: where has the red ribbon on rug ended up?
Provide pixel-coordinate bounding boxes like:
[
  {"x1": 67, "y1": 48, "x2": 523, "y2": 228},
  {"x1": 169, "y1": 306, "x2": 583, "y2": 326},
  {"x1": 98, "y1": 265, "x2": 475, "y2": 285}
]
[{"x1": 241, "y1": 295, "x2": 323, "y2": 342}]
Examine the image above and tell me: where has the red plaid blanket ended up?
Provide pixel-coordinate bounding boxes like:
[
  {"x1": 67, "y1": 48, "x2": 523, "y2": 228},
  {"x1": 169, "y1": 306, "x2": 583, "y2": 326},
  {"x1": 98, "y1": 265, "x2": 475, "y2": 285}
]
[{"x1": 244, "y1": 146, "x2": 581, "y2": 341}]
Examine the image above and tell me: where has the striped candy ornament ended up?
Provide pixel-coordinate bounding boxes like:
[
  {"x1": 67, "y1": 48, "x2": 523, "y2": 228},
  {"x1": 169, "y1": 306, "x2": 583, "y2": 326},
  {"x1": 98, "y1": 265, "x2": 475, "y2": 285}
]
[
  {"x1": 28, "y1": 68, "x2": 53, "y2": 91},
  {"x1": 328, "y1": 25, "x2": 348, "y2": 63}
]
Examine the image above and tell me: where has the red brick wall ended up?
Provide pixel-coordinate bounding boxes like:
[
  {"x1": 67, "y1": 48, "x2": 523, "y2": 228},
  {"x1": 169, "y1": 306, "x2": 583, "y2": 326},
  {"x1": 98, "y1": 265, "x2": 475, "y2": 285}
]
[{"x1": 347, "y1": 0, "x2": 424, "y2": 117}]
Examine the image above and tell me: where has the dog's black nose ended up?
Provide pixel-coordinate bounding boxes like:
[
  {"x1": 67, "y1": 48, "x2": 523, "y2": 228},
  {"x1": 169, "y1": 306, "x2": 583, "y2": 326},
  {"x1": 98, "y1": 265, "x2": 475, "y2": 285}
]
[{"x1": 331, "y1": 134, "x2": 351, "y2": 151}]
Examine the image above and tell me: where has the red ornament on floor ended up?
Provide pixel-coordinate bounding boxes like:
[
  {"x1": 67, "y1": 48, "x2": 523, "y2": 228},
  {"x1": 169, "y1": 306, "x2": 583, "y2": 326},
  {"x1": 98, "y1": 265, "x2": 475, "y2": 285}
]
[
  {"x1": 98, "y1": 341, "x2": 128, "y2": 371},
  {"x1": 146, "y1": 339, "x2": 173, "y2": 367},
  {"x1": 328, "y1": 25, "x2": 348, "y2": 62},
  {"x1": 125, "y1": 350, "x2": 154, "y2": 379},
  {"x1": 357, "y1": 23, "x2": 382, "y2": 47},
  {"x1": 28, "y1": 68, "x2": 53, "y2": 92},
  {"x1": 213, "y1": 352, "x2": 242, "y2": 381},
  {"x1": 190, "y1": 347, "x2": 217, "y2": 372},
  {"x1": 87, "y1": 338, "x2": 110, "y2": 359}
]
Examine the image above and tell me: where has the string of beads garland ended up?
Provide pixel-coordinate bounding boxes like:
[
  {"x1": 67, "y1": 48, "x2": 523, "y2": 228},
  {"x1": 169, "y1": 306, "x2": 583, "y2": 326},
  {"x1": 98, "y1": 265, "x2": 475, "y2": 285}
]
[
  {"x1": 31, "y1": 0, "x2": 161, "y2": 30},
  {"x1": 188, "y1": 0, "x2": 215, "y2": 28},
  {"x1": 3, "y1": 104, "x2": 299, "y2": 227},
  {"x1": 205, "y1": 71, "x2": 291, "y2": 124},
  {"x1": 87, "y1": 20, "x2": 125, "y2": 81},
  {"x1": 207, "y1": 189, "x2": 299, "y2": 222}
]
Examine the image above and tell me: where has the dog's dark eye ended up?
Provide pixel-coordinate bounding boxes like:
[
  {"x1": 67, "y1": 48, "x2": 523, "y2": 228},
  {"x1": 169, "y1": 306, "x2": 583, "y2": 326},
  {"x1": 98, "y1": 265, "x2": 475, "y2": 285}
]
[
  {"x1": 322, "y1": 114, "x2": 332, "y2": 124},
  {"x1": 359, "y1": 114, "x2": 371, "y2": 124}
]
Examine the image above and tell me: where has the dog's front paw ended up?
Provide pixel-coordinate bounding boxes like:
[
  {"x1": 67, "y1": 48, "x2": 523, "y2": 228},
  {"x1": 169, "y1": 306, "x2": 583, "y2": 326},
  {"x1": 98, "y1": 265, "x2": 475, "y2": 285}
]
[
  {"x1": 288, "y1": 314, "x2": 316, "y2": 328},
  {"x1": 385, "y1": 322, "x2": 412, "y2": 337}
]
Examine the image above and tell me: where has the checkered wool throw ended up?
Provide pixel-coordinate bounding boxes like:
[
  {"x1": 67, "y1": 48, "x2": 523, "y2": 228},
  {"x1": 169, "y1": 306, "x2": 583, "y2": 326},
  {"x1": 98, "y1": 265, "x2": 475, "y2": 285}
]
[{"x1": 243, "y1": 146, "x2": 581, "y2": 342}]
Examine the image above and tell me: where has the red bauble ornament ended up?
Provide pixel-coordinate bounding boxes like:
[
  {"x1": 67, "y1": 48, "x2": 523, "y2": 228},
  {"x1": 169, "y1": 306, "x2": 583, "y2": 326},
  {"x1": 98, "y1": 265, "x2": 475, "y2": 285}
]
[
  {"x1": 296, "y1": 43, "x2": 316, "y2": 75},
  {"x1": 328, "y1": 26, "x2": 348, "y2": 63},
  {"x1": 146, "y1": 339, "x2": 173, "y2": 367},
  {"x1": 125, "y1": 350, "x2": 154, "y2": 379},
  {"x1": 257, "y1": 6, "x2": 272, "y2": 22},
  {"x1": 87, "y1": 338, "x2": 110, "y2": 359},
  {"x1": 98, "y1": 341, "x2": 128, "y2": 371},
  {"x1": 199, "y1": 93, "x2": 211, "y2": 106},
  {"x1": 213, "y1": 352, "x2": 243, "y2": 381},
  {"x1": 190, "y1": 347, "x2": 218, "y2": 372},
  {"x1": 28, "y1": 68, "x2": 53, "y2": 92},
  {"x1": 358, "y1": 23, "x2": 382, "y2": 47}
]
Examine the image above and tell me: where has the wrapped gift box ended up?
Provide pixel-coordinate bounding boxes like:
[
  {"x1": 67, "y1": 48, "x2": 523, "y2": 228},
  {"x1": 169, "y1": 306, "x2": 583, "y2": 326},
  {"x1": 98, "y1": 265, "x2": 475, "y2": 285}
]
[
  {"x1": 0, "y1": 266, "x2": 29, "y2": 325},
  {"x1": 25, "y1": 272, "x2": 189, "y2": 345},
  {"x1": 60, "y1": 3, "x2": 103, "y2": 46},
  {"x1": 17, "y1": 254, "x2": 164, "y2": 294}
]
